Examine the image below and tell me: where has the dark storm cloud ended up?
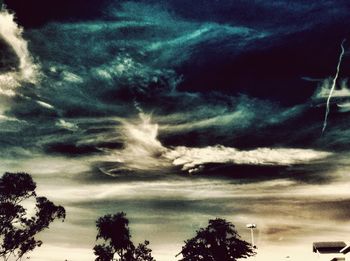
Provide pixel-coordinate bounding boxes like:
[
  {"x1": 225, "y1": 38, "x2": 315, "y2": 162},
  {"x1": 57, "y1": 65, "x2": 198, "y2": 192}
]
[
  {"x1": 157, "y1": 0, "x2": 350, "y2": 105},
  {"x1": 159, "y1": 0, "x2": 349, "y2": 29},
  {"x1": 177, "y1": 24, "x2": 350, "y2": 105},
  {"x1": 173, "y1": 162, "x2": 336, "y2": 184},
  {"x1": 3, "y1": 0, "x2": 111, "y2": 28},
  {"x1": 2, "y1": 0, "x2": 350, "y2": 154},
  {"x1": 4, "y1": 0, "x2": 350, "y2": 107}
]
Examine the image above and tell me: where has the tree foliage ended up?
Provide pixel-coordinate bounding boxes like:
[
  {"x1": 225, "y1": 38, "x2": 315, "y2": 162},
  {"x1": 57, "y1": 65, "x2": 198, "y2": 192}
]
[
  {"x1": 134, "y1": 241, "x2": 154, "y2": 261},
  {"x1": 93, "y1": 212, "x2": 155, "y2": 261},
  {"x1": 0, "y1": 172, "x2": 66, "y2": 260},
  {"x1": 178, "y1": 218, "x2": 256, "y2": 261}
]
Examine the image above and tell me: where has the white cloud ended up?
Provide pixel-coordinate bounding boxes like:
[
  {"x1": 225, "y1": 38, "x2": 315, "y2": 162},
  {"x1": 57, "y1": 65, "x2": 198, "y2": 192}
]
[{"x1": 164, "y1": 146, "x2": 331, "y2": 173}]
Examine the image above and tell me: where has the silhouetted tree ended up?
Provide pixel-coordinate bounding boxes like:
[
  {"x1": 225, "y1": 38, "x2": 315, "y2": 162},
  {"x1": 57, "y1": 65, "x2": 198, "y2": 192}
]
[
  {"x1": 94, "y1": 212, "x2": 155, "y2": 261},
  {"x1": 134, "y1": 241, "x2": 154, "y2": 261},
  {"x1": 94, "y1": 212, "x2": 133, "y2": 261},
  {"x1": 177, "y1": 218, "x2": 255, "y2": 261},
  {"x1": 0, "y1": 172, "x2": 66, "y2": 261}
]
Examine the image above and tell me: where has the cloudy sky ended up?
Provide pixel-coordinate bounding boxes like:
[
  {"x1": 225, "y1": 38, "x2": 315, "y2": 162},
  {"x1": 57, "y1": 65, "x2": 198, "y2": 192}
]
[{"x1": 0, "y1": 0, "x2": 350, "y2": 260}]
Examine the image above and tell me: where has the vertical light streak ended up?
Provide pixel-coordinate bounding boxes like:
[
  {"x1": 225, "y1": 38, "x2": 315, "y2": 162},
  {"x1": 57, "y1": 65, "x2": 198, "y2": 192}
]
[{"x1": 322, "y1": 39, "x2": 346, "y2": 134}]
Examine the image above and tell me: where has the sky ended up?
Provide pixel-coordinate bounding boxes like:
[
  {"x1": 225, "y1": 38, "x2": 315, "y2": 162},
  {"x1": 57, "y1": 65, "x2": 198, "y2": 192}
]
[{"x1": 0, "y1": 0, "x2": 350, "y2": 260}]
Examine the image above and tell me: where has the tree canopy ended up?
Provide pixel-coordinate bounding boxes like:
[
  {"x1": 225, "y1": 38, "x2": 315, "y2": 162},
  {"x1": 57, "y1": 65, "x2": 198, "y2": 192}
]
[
  {"x1": 178, "y1": 218, "x2": 256, "y2": 261},
  {"x1": 94, "y1": 212, "x2": 155, "y2": 261},
  {"x1": 0, "y1": 172, "x2": 66, "y2": 260}
]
